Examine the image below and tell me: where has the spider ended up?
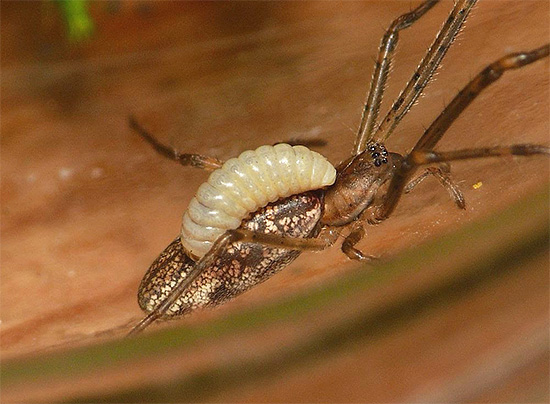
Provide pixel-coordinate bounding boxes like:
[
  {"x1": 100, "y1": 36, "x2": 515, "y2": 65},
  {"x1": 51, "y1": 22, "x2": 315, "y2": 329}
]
[{"x1": 128, "y1": 0, "x2": 549, "y2": 335}]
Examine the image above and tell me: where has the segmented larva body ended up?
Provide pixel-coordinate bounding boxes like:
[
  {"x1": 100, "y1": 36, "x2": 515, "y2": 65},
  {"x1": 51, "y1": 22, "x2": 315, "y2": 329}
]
[{"x1": 181, "y1": 143, "x2": 337, "y2": 258}]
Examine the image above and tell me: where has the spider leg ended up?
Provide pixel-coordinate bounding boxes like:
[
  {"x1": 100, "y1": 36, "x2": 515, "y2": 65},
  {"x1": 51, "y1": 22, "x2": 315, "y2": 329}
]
[
  {"x1": 354, "y1": 0, "x2": 439, "y2": 154},
  {"x1": 414, "y1": 44, "x2": 550, "y2": 151},
  {"x1": 341, "y1": 222, "x2": 377, "y2": 262},
  {"x1": 373, "y1": 0, "x2": 478, "y2": 143},
  {"x1": 405, "y1": 166, "x2": 465, "y2": 209},
  {"x1": 128, "y1": 230, "x2": 250, "y2": 336},
  {"x1": 225, "y1": 228, "x2": 339, "y2": 252},
  {"x1": 373, "y1": 44, "x2": 550, "y2": 222},
  {"x1": 411, "y1": 145, "x2": 550, "y2": 163},
  {"x1": 129, "y1": 116, "x2": 224, "y2": 171},
  {"x1": 230, "y1": 226, "x2": 375, "y2": 262},
  {"x1": 377, "y1": 144, "x2": 549, "y2": 222}
]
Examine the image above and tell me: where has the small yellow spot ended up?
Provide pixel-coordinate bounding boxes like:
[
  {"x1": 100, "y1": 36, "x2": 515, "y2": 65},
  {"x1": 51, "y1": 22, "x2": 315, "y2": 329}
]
[{"x1": 472, "y1": 181, "x2": 483, "y2": 190}]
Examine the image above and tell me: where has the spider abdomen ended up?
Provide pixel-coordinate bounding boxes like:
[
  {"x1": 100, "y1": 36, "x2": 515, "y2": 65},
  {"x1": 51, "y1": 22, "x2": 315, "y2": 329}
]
[
  {"x1": 139, "y1": 192, "x2": 324, "y2": 316},
  {"x1": 181, "y1": 143, "x2": 336, "y2": 258}
]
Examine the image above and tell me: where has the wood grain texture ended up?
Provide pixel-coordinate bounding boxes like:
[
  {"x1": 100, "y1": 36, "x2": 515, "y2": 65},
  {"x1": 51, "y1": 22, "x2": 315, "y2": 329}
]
[{"x1": 1, "y1": 1, "x2": 548, "y2": 401}]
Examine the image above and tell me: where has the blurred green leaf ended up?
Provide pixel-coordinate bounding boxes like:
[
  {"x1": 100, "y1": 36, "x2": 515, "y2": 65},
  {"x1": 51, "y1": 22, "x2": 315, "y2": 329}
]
[{"x1": 56, "y1": 0, "x2": 94, "y2": 42}]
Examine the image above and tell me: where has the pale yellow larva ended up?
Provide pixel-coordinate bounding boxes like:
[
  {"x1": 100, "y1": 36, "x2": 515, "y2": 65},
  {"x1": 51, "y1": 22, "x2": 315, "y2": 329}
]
[{"x1": 181, "y1": 143, "x2": 337, "y2": 258}]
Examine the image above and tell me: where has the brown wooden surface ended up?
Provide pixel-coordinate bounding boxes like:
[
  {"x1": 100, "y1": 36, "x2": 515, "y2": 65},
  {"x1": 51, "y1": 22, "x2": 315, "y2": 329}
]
[{"x1": 1, "y1": 1, "x2": 549, "y2": 402}]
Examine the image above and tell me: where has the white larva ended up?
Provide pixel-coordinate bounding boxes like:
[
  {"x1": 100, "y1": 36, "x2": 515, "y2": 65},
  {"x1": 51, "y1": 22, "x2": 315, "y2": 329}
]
[{"x1": 181, "y1": 143, "x2": 337, "y2": 258}]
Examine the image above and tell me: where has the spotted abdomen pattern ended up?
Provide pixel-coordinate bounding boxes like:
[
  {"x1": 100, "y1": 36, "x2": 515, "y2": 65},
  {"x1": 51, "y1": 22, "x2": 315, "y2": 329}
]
[
  {"x1": 181, "y1": 143, "x2": 336, "y2": 258},
  {"x1": 138, "y1": 191, "x2": 324, "y2": 316}
]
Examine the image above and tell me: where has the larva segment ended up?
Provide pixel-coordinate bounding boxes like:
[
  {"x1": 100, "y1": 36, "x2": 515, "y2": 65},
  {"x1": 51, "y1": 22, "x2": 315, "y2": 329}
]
[{"x1": 181, "y1": 144, "x2": 336, "y2": 259}]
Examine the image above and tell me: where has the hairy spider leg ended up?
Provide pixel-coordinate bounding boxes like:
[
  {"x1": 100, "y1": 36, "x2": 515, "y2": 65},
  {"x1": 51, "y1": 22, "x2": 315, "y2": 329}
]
[
  {"x1": 372, "y1": 0, "x2": 478, "y2": 143},
  {"x1": 354, "y1": 0, "x2": 439, "y2": 154},
  {"x1": 129, "y1": 116, "x2": 224, "y2": 171},
  {"x1": 375, "y1": 45, "x2": 550, "y2": 222},
  {"x1": 341, "y1": 221, "x2": 377, "y2": 262},
  {"x1": 405, "y1": 166, "x2": 466, "y2": 209}
]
